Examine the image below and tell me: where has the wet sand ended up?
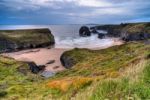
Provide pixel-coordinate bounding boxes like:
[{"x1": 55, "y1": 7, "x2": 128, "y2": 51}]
[{"x1": 2, "y1": 38, "x2": 124, "y2": 73}]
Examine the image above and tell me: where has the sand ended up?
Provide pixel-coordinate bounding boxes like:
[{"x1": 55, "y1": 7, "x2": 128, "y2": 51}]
[
  {"x1": 1, "y1": 38, "x2": 124, "y2": 73},
  {"x1": 2, "y1": 48, "x2": 69, "y2": 72}
]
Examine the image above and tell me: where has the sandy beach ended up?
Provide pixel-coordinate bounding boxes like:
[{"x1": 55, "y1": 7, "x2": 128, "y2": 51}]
[
  {"x1": 2, "y1": 48, "x2": 69, "y2": 73},
  {"x1": 2, "y1": 38, "x2": 123, "y2": 73}
]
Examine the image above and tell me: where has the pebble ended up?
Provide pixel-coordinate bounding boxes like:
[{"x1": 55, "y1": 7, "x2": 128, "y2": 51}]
[{"x1": 40, "y1": 71, "x2": 55, "y2": 78}]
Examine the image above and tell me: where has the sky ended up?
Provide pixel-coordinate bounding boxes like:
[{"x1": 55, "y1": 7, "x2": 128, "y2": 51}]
[{"x1": 0, "y1": 0, "x2": 150, "y2": 25}]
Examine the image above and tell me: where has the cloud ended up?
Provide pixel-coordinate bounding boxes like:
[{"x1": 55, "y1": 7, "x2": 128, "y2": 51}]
[
  {"x1": 0, "y1": 0, "x2": 150, "y2": 24},
  {"x1": 76, "y1": 0, "x2": 112, "y2": 7}
]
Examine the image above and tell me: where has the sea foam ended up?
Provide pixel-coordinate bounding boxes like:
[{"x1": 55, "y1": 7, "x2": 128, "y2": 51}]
[{"x1": 55, "y1": 34, "x2": 115, "y2": 49}]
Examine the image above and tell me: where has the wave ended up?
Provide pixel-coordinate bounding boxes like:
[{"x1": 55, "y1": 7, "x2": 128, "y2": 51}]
[{"x1": 55, "y1": 34, "x2": 115, "y2": 49}]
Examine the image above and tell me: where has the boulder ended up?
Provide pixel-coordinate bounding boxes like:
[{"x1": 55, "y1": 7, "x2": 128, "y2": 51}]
[
  {"x1": 26, "y1": 62, "x2": 41, "y2": 74},
  {"x1": 98, "y1": 33, "x2": 105, "y2": 39},
  {"x1": 79, "y1": 26, "x2": 91, "y2": 37},
  {"x1": 38, "y1": 65, "x2": 46, "y2": 70},
  {"x1": 60, "y1": 53, "x2": 76, "y2": 69},
  {"x1": 25, "y1": 62, "x2": 45, "y2": 74},
  {"x1": 17, "y1": 62, "x2": 46, "y2": 75},
  {"x1": 40, "y1": 71, "x2": 55, "y2": 78},
  {"x1": 90, "y1": 28, "x2": 99, "y2": 34}
]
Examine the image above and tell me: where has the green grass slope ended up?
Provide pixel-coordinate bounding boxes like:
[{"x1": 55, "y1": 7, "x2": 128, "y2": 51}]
[
  {"x1": 47, "y1": 42, "x2": 150, "y2": 99},
  {"x1": 0, "y1": 42, "x2": 150, "y2": 99}
]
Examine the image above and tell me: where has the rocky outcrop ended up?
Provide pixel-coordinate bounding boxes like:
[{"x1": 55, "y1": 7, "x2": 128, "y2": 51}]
[
  {"x1": 98, "y1": 33, "x2": 105, "y2": 39},
  {"x1": 0, "y1": 29, "x2": 55, "y2": 53},
  {"x1": 17, "y1": 62, "x2": 46, "y2": 74},
  {"x1": 60, "y1": 52, "x2": 76, "y2": 69},
  {"x1": 93, "y1": 22, "x2": 150, "y2": 41},
  {"x1": 90, "y1": 27, "x2": 99, "y2": 34},
  {"x1": 0, "y1": 38, "x2": 16, "y2": 53},
  {"x1": 79, "y1": 26, "x2": 91, "y2": 37},
  {"x1": 122, "y1": 33, "x2": 150, "y2": 41}
]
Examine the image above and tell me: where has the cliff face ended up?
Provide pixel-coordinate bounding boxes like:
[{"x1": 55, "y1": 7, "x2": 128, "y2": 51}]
[
  {"x1": 0, "y1": 28, "x2": 55, "y2": 52},
  {"x1": 95, "y1": 22, "x2": 150, "y2": 41}
]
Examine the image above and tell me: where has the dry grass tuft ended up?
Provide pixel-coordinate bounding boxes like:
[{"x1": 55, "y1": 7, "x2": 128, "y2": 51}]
[{"x1": 47, "y1": 77, "x2": 93, "y2": 92}]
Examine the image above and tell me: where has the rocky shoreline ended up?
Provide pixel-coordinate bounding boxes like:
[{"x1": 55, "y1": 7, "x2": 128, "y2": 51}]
[
  {"x1": 1, "y1": 22, "x2": 150, "y2": 77},
  {"x1": 93, "y1": 22, "x2": 150, "y2": 41},
  {"x1": 79, "y1": 22, "x2": 150, "y2": 41}
]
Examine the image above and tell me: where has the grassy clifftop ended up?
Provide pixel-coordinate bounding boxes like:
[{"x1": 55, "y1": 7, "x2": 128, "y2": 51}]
[
  {"x1": 49, "y1": 42, "x2": 150, "y2": 99},
  {"x1": 96, "y1": 22, "x2": 150, "y2": 40},
  {"x1": 0, "y1": 29, "x2": 55, "y2": 52},
  {"x1": 122, "y1": 22, "x2": 150, "y2": 34},
  {"x1": 1, "y1": 42, "x2": 150, "y2": 99}
]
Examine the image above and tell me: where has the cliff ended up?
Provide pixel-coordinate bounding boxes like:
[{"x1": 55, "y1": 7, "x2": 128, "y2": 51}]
[
  {"x1": 94, "y1": 22, "x2": 150, "y2": 41},
  {"x1": 0, "y1": 28, "x2": 55, "y2": 52}
]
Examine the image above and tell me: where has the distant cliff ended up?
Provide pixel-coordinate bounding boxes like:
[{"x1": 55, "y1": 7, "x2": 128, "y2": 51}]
[
  {"x1": 0, "y1": 28, "x2": 55, "y2": 52},
  {"x1": 94, "y1": 22, "x2": 150, "y2": 41}
]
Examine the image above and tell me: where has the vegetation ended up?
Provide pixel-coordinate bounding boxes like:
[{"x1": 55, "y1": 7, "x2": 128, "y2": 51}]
[
  {"x1": 122, "y1": 23, "x2": 150, "y2": 34},
  {"x1": 96, "y1": 22, "x2": 150, "y2": 36},
  {"x1": 91, "y1": 60, "x2": 150, "y2": 100},
  {"x1": 1, "y1": 42, "x2": 150, "y2": 99},
  {"x1": 47, "y1": 42, "x2": 150, "y2": 99},
  {"x1": 0, "y1": 29, "x2": 55, "y2": 51}
]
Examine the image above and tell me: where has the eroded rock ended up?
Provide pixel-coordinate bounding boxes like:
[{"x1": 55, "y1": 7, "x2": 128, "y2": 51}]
[
  {"x1": 79, "y1": 26, "x2": 91, "y2": 37},
  {"x1": 60, "y1": 53, "x2": 76, "y2": 69}
]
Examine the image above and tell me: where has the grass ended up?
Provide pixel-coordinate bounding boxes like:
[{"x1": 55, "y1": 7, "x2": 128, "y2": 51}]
[
  {"x1": 0, "y1": 29, "x2": 55, "y2": 51},
  {"x1": 56, "y1": 42, "x2": 149, "y2": 78},
  {"x1": 1, "y1": 42, "x2": 150, "y2": 99},
  {"x1": 96, "y1": 22, "x2": 150, "y2": 37},
  {"x1": 121, "y1": 23, "x2": 150, "y2": 34},
  {"x1": 91, "y1": 60, "x2": 150, "y2": 100},
  {"x1": 45, "y1": 42, "x2": 150, "y2": 99},
  {"x1": 0, "y1": 56, "x2": 50, "y2": 99}
]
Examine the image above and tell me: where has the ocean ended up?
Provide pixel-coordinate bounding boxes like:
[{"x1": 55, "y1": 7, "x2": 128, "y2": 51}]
[{"x1": 0, "y1": 25, "x2": 115, "y2": 49}]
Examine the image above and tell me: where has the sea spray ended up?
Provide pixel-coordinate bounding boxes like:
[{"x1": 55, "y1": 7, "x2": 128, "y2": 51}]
[{"x1": 55, "y1": 34, "x2": 115, "y2": 49}]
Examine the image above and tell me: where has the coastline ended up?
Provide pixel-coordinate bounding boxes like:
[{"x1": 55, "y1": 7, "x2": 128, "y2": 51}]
[{"x1": 1, "y1": 38, "x2": 124, "y2": 74}]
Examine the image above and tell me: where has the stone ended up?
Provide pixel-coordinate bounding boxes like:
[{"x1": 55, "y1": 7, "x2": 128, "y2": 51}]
[
  {"x1": 46, "y1": 60, "x2": 55, "y2": 64},
  {"x1": 40, "y1": 71, "x2": 55, "y2": 78},
  {"x1": 79, "y1": 26, "x2": 91, "y2": 37},
  {"x1": 38, "y1": 65, "x2": 46, "y2": 70},
  {"x1": 90, "y1": 28, "x2": 99, "y2": 34},
  {"x1": 60, "y1": 53, "x2": 76, "y2": 69},
  {"x1": 26, "y1": 62, "x2": 41, "y2": 74},
  {"x1": 98, "y1": 33, "x2": 105, "y2": 39}
]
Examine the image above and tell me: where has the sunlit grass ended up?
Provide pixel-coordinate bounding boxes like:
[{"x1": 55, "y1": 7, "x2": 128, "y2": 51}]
[{"x1": 1, "y1": 42, "x2": 150, "y2": 99}]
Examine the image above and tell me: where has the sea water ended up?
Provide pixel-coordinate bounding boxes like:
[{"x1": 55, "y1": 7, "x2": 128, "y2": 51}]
[{"x1": 0, "y1": 25, "x2": 115, "y2": 49}]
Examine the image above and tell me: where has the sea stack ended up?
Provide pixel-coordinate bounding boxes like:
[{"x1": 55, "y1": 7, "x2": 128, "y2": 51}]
[{"x1": 79, "y1": 26, "x2": 91, "y2": 37}]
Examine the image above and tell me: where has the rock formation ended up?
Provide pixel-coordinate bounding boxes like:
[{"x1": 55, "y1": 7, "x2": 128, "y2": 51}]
[
  {"x1": 0, "y1": 28, "x2": 55, "y2": 53},
  {"x1": 79, "y1": 26, "x2": 91, "y2": 37},
  {"x1": 60, "y1": 52, "x2": 76, "y2": 68}
]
